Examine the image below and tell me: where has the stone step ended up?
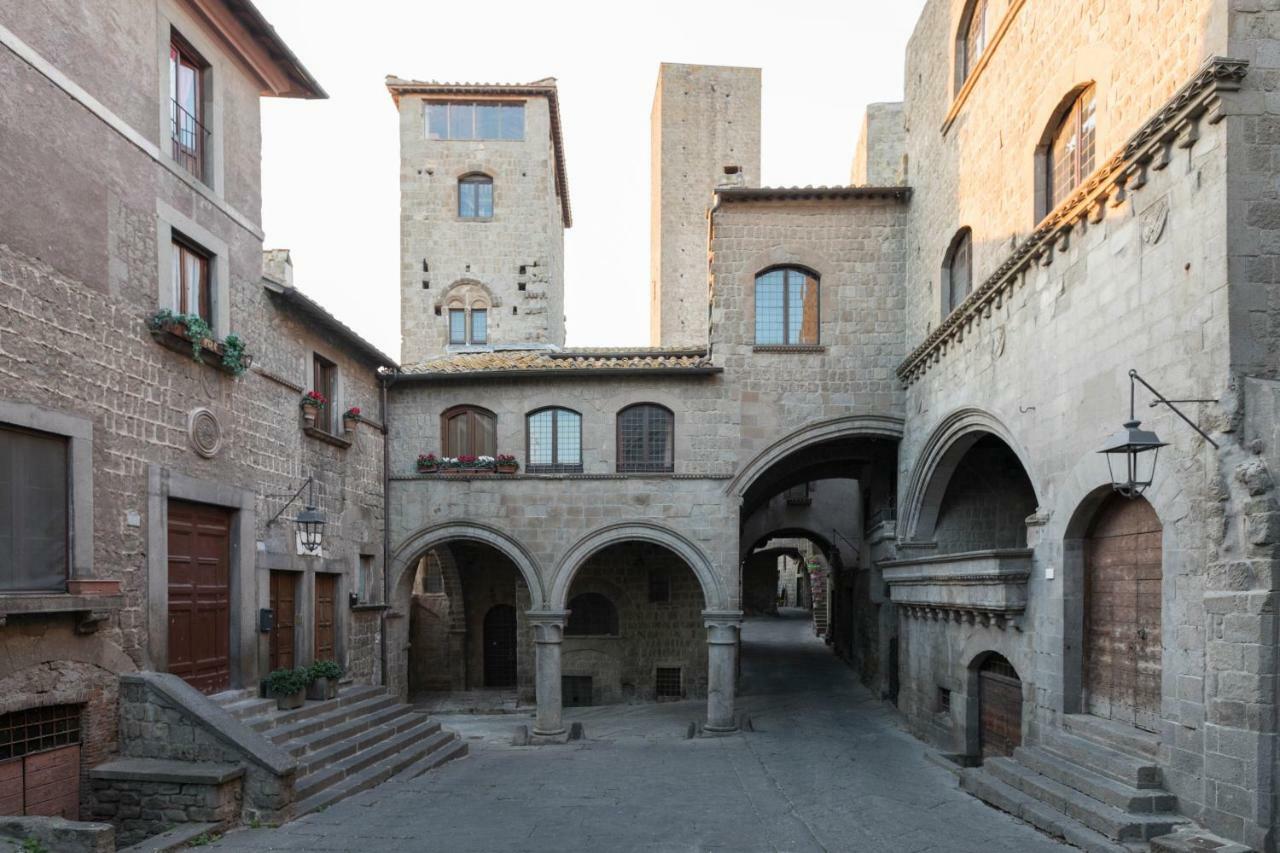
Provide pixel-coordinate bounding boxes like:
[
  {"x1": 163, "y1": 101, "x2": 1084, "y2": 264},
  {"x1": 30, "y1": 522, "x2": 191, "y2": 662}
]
[
  {"x1": 221, "y1": 696, "x2": 275, "y2": 721},
  {"x1": 284, "y1": 703, "x2": 422, "y2": 757},
  {"x1": 1013, "y1": 746, "x2": 1177, "y2": 813},
  {"x1": 1040, "y1": 728, "x2": 1163, "y2": 790},
  {"x1": 1061, "y1": 715, "x2": 1161, "y2": 760},
  {"x1": 390, "y1": 738, "x2": 469, "y2": 783},
  {"x1": 294, "y1": 714, "x2": 438, "y2": 777},
  {"x1": 117, "y1": 822, "x2": 223, "y2": 852},
  {"x1": 960, "y1": 768, "x2": 1135, "y2": 853},
  {"x1": 294, "y1": 727, "x2": 461, "y2": 815},
  {"x1": 208, "y1": 687, "x2": 257, "y2": 708},
  {"x1": 243, "y1": 686, "x2": 385, "y2": 733},
  {"x1": 984, "y1": 758, "x2": 1184, "y2": 842},
  {"x1": 265, "y1": 693, "x2": 402, "y2": 745},
  {"x1": 294, "y1": 720, "x2": 450, "y2": 802}
]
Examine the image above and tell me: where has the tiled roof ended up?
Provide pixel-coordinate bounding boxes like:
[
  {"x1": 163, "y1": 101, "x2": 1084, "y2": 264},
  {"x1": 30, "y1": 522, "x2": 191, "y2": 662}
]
[
  {"x1": 384, "y1": 76, "x2": 571, "y2": 227},
  {"x1": 716, "y1": 185, "x2": 910, "y2": 201},
  {"x1": 398, "y1": 348, "x2": 718, "y2": 380}
]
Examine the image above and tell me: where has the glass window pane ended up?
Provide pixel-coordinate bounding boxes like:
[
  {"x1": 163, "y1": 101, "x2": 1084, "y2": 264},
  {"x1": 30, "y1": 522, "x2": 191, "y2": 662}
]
[
  {"x1": 186, "y1": 252, "x2": 204, "y2": 321},
  {"x1": 786, "y1": 273, "x2": 805, "y2": 345},
  {"x1": 754, "y1": 270, "x2": 784, "y2": 344},
  {"x1": 171, "y1": 243, "x2": 182, "y2": 310},
  {"x1": 1079, "y1": 88, "x2": 1097, "y2": 180},
  {"x1": 449, "y1": 309, "x2": 466, "y2": 344},
  {"x1": 477, "y1": 181, "x2": 493, "y2": 218},
  {"x1": 476, "y1": 104, "x2": 501, "y2": 139},
  {"x1": 459, "y1": 181, "x2": 475, "y2": 218},
  {"x1": 798, "y1": 274, "x2": 819, "y2": 345},
  {"x1": 556, "y1": 410, "x2": 581, "y2": 465},
  {"x1": 528, "y1": 411, "x2": 553, "y2": 465},
  {"x1": 470, "y1": 309, "x2": 487, "y2": 344},
  {"x1": 500, "y1": 104, "x2": 524, "y2": 140},
  {"x1": 426, "y1": 103, "x2": 448, "y2": 139},
  {"x1": 448, "y1": 103, "x2": 474, "y2": 139}
]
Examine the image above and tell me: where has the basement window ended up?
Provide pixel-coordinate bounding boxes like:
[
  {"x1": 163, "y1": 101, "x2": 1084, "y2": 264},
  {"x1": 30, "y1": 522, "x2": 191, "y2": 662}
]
[
  {"x1": 938, "y1": 687, "x2": 951, "y2": 713},
  {"x1": 655, "y1": 667, "x2": 683, "y2": 699}
]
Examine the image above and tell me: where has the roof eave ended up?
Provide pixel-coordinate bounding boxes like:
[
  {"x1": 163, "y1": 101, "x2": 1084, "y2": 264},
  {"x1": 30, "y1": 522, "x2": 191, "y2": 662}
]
[
  {"x1": 262, "y1": 279, "x2": 398, "y2": 368},
  {"x1": 393, "y1": 366, "x2": 724, "y2": 383}
]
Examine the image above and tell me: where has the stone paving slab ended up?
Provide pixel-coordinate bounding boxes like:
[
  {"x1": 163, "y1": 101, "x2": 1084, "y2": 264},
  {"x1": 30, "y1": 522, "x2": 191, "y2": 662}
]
[{"x1": 205, "y1": 612, "x2": 1068, "y2": 852}]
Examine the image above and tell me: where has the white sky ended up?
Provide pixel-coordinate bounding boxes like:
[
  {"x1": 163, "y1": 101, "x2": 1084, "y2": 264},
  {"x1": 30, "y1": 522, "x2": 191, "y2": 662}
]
[{"x1": 256, "y1": 1, "x2": 928, "y2": 357}]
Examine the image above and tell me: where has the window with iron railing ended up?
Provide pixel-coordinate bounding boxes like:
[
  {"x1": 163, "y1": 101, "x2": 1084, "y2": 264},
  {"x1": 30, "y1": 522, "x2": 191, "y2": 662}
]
[{"x1": 169, "y1": 36, "x2": 209, "y2": 182}]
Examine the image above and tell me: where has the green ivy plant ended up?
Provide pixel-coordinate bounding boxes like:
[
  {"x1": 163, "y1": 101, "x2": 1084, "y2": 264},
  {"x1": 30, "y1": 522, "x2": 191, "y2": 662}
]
[
  {"x1": 221, "y1": 333, "x2": 248, "y2": 377},
  {"x1": 148, "y1": 309, "x2": 248, "y2": 376}
]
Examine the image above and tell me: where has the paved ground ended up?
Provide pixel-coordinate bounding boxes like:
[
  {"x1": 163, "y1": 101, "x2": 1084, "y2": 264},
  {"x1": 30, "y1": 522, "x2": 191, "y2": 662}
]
[{"x1": 206, "y1": 610, "x2": 1068, "y2": 852}]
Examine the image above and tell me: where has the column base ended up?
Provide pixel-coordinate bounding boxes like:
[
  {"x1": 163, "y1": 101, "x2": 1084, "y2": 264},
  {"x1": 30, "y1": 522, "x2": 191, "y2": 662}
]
[
  {"x1": 530, "y1": 730, "x2": 571, "y2": 745},
  {"x1": 701, "y1": 723, "x2": 740, "y2": 736}
]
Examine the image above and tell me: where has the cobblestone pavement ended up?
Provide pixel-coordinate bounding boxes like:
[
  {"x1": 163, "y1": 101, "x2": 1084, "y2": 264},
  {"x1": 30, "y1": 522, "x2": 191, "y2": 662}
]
[{"x1": 206, "y1": 610, "x2": 1067, "y2": 852}]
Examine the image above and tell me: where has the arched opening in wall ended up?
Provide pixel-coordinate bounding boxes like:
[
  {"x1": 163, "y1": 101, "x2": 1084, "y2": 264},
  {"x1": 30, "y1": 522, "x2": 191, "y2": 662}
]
[
  {"x1": 735, "y1": 428, "x2": 900, "y2": 696},
  {"x1": 1070, "y1": 493, "x2": 1163, "y2": 732},
  {"x1": 406, "y1": 540, "x2": 535, "y2": 708},
  {"x1": 922, "y1": 433, "x2": 1037, "y2": 553},
  {"x1": 973, "y1": 652, "x2": 1022, "y2": 761},
  {"x1": 560, "y1": 541, "x2": 705, "y2": 706}
]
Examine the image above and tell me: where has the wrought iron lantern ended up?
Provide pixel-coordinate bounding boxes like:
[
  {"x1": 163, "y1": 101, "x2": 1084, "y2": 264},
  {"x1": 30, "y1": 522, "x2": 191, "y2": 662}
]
[
  {"x1": 1098, "y1": 370, "x2": 1216, "y2": 499},
  {"x1": 267, "y1": 475, "x2": 326, "y2": 553}
]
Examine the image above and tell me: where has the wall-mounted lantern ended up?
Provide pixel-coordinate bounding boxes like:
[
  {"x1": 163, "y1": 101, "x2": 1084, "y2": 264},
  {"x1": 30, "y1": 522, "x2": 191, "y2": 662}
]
[
  {"x1": 267, "y1": 475, "x2": 326, "y2": 553},
  {"x1": 1098, "y1": 370, "x2": 1217, "y2": 498}
]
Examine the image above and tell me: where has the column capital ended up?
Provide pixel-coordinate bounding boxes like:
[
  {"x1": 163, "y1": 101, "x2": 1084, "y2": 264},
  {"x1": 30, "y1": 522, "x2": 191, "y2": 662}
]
[
  {"x1": 702, "y1": 609, "x2": 744, "y2": 629},
  {"x1": 527, "y1": 608, "x2": 570, "y2": 643}
]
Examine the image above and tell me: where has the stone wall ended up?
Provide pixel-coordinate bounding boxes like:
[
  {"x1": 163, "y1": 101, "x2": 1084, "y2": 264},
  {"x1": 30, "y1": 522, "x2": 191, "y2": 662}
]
[
  {"x1": 931, "y1": 438, "x2": 1037, "y2": 553},
  {"x1": 651, "y1": 63, "x2": 762, "y2": 347},
  {"x1": 88, "y1": 759, "x2": 242, "y2": 846},
  {"x1": 850, "y1": 102, "x2": 906, "y2": 186}
]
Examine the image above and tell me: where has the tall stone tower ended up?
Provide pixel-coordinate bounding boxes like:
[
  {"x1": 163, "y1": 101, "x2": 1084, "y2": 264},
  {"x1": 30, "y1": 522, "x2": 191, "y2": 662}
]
[
  {"x1": 650, "y1": 63, "x2": 761, "y2": 347},
  {"x1": 387, "y1": 77, "x2": 570, "y2": 365}
]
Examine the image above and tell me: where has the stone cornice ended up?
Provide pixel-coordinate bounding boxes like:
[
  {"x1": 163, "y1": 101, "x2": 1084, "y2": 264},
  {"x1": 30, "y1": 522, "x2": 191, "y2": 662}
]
[{"x1": 897, "y1": 55, "x2": 1249, "y2": 387}]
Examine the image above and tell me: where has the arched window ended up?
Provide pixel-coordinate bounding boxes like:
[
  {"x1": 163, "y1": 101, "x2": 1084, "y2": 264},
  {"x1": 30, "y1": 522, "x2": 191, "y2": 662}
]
[
  {"x1": 957, "y1": 0, "x2": 990, "y2": 91},
  {"x1": 458, "y1": 173, "x2": 493, "y2": 219},
  {"x1": 526, "y1": 407, "x2": 582, "y2": 473},
  {"x1": 616, "y1": 404, "x2": 674, "y2": 473},
  {"x1": 1045, "y1": 86, "x2": 1097, "y2": 216},
  {"x1": 441, "y1": 405, "x2": 496, "y2": 458},
  {"x1": 566, "y1": 593, "x2": 618, "y2": 636},
  {"x1": 942, "y1": 228, "x2": 973, "y2": 315},
  {"x1": 755, "y1": 267, "x2": 819, "y2": 346},
  {"x1": 444, "y1": 282, "x2": 491, "y2": 346}
]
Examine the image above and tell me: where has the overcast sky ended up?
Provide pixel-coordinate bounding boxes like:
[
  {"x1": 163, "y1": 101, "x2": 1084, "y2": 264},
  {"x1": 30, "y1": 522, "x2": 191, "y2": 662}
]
[{"x1": 256, "y1": 1, "x2": 928, "y2": 357}]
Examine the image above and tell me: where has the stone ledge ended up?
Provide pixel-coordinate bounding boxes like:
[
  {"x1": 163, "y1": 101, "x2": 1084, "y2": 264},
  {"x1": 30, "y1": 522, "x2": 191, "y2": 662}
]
[
  {"x1": 90, "y1": 758, "x2": 245, "y2": 785},
  {"x1": 881, "y1": 549, "x2": 1032, "y2": 622},
  {"x1": 302, "y1": 426, "x2": 352, "y2": 448}
]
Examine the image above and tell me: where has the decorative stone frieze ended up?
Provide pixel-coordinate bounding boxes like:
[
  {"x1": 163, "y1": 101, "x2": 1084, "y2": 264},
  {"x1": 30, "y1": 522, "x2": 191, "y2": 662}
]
[{"x1": 880, "y1": 549, "x2": 1033, "y2": 630}]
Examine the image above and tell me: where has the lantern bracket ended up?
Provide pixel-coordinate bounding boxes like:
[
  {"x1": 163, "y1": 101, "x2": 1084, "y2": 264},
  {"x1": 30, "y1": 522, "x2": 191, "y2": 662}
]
[
  {"x1": 1128, "y1": 370, "x2": 1218, "y2": 449},
  {"x1": 266, "y1": 476, "x2": 317, "y2": 526}
]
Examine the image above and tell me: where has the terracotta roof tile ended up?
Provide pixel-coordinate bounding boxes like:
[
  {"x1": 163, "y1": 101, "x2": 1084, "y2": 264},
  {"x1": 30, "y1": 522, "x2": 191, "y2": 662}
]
[{"x1": 399, "y1": 348, "x2": 716, "y2": 379}]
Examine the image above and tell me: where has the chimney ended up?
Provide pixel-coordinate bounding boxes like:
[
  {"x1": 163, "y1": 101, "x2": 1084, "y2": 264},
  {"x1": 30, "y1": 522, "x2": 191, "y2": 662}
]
[{"x1": 263, "y1": 248, "x2": 294, "y2": 287}]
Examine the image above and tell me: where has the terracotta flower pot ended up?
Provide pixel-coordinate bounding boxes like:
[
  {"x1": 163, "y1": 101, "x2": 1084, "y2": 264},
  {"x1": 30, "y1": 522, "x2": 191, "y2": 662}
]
[
  {"x1": 302, "y1": 406, "x2": 318, "y2": 428},
  {"x1": 343, "y1": 417, "x2": 357, "y2": 435}
]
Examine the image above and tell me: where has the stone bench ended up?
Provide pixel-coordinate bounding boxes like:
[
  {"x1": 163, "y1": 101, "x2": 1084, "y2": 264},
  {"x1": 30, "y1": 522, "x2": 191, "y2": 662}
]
[{"x1": 88, "y1": 758, "x2": 244, "y2": 848}]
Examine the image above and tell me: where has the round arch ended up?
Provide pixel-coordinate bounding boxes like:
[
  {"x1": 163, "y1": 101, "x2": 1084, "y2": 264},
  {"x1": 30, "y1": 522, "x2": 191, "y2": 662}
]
[
  {"x1": 727, "y1": 413, "x2": 905, "y2": 499},
  {"x1": 390, "y1": 521, "x2": 546, "y2": 610},
  {"x1": 900, "y1": 407, "x2": 1040, "y2": 542},
  {"x1": 549, "y1": 522, "x2": 728, "y2": 611},
  {"x1": 743, "y1": 526, "x2": 834, "y2": 563}
]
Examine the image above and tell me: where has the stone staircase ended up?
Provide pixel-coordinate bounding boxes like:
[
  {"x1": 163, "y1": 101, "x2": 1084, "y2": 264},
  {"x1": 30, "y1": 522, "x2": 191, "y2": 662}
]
[
  {"x1": 210, "y1": 684, "x2": 467, "y2": 816},
  {"x1": 961, "y1": 715, "x2": 1187, "y2": 852}
]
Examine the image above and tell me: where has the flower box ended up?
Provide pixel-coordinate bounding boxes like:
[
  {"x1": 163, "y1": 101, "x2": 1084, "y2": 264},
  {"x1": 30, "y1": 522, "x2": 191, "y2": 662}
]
[
  {"x1": 275, "y1": 689, "x2": 305, "y2": 711},
  {"x1": 417, "y1": 464, "x2": 439, "y2": 474},
  {"x1": 496, "y1": 464, "x2": 518, "y2": 474},
  {"x1": 306, "y1": 676, "x2": 338, "y2": 701},
  {"x1": 149, "y1": 322, "x2": 253, "y2": 375}
]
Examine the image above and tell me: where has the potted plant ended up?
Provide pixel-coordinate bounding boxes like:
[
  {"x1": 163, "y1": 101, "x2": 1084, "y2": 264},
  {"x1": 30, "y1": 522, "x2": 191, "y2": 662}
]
[
  {"x1": 416, "y1": 453, "x2": 439, "y2": 473},
  {"x1": 266, "y1": 667, "x2": 309, "y2": 711},
  {"x1": 307, "y1": 660, "x2": 342, "y2": 701},
  {"x1": 342, "y1": 406, "x2": 361, "y2": 435},
  {"x1": 300, "y1": 391, "x2": 327, "y2": 428},
  {"x1": 496, "y1": 454, "x2": 518, "y2": 474}
]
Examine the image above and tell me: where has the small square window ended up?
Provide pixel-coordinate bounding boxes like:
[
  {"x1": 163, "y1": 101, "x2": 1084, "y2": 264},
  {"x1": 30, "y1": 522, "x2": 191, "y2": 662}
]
[{"x1": 655, "y1": 667, "x2": 682, "y2": 699}]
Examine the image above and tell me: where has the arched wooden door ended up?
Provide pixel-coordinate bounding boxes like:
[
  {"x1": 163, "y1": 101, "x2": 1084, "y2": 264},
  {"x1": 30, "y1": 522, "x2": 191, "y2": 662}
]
[
  {"x1": 1085, "y1": 495, "x2": 1163, "y2": 731},
  {"x1": 483, "y1": 604, "x2": 517, "y2": 688},
  {"x1": 978, "y1": 654, "x2": 1022, "y2": 760}
]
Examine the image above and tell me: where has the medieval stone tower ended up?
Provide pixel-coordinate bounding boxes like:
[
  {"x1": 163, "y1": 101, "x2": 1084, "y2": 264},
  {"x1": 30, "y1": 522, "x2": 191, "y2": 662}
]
[
  {"x1": 650, "y1": 63, "x2": 761, "y2": 347},
  {"x1": 387, "y1": 77, "x2": 570, "y2": 365}
]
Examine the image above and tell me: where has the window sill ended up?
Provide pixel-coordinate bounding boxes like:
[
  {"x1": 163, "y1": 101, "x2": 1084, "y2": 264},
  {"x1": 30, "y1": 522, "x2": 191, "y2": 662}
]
[
  {"x1": 753, "y1": 345, "x2": 825, "y2": 354},
  {"x1": 302, "y1": 426, "x2": 353, "y2": 449},
  {"x1": 457, "y1": 217, "x2": 494, "y2": 223},
  {"x1": 149, "y1": 323, "x2": 252, "y2": 375},
  {"x1": 0, "y1": 589, "x2": 124, "y2": 632}
]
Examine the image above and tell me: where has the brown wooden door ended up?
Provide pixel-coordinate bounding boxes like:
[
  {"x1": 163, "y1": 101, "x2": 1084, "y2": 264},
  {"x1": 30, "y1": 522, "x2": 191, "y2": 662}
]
[
  {"x1": 1085, "y1": 495, "x2": 1163, "y2": 731},
  {"x1": 168, "y1": 500, "x2": 231, "y2": 692},
  {"x1": 979, "y1": 655, "x2": 1022, "y2": 760},
  {"x1": 270, "y1": 571, "x2": 298, "y2": 671},
  {"x1": 483, "y1": 604, "x2": 517, "y2": 687},
  {"x1": 314, "y1": 573, "x2": 337, "y2": 662}
]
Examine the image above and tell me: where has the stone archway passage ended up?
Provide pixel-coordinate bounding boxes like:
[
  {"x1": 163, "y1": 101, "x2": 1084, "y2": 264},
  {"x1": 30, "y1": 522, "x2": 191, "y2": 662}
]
[
  {"x1": 979, "y1": 654, "x2": 1022, "y2": 760},
  {"x1": 1085, "y1": 495, "x2": 1162, "y2": 732},
  {"x1": 483, "y1": 604, "x2": 518, "y2": 688}
]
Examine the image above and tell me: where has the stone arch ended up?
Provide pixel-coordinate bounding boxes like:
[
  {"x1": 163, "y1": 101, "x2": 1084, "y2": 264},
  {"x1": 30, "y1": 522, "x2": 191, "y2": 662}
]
[
  {"x1": 409, "y1": 544, "x2": 466, "y2": 633},
  {"x1": 549, "y1": 522, "x2": 728, "y2": 612},
  {"x1": 727, "y1": 413, "x2": 905, "y2": 500},
  {"x1": 901, "y1": 407, "x2": 1040, "y2": 543},
  {"x1": 391, "y1": 521, "x2": 545, "y2": 610},
  {"x1": 962, "y1": 649, "x2": 1026, "y2": 760},
  {"x1": 437, "y1": 278, "x2": 500, "y2": 312}
]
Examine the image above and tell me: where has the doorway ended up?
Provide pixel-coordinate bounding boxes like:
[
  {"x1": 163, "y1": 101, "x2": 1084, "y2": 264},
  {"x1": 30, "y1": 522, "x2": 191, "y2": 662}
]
[
  {"x1": 269, "y1": 571, "x2": 297, "y2": 671},
  {"x1": 978, "y1": 654, "x2": 1022, "y2": 760},
  {"x1": 167, "y1": 500, "x2": 231, "y2": 692},
  {"x1": 483, "y1": 604, "x2": 517, "y2": 687},
  {"x1": 314, "y1": 573, "x2": 338, "y2": 662}
]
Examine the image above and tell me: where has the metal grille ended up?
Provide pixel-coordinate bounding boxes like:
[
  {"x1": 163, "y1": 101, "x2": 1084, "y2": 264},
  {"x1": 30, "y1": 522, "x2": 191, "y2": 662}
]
[
  {"x1": 937, "y1": 687, "x2": 951, "y2": 713},
  {"x1": 655, "y1": 667, "x2": 682, "y2": 699},
  {"x1": 0, "y1": 706, "x2": 81, "y2": 761},
  {"x1": 617, "y1": 405, "x2": 673, "y2": 473}
]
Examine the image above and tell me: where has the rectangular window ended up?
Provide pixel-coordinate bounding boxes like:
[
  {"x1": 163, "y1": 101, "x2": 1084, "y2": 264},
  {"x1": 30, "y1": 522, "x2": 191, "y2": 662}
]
[
  {"x1": 448, "y1": 309, "x2": 467, "y2": 344},
  {"x1": 938, "y1": 687, "x2": 951, "y2": 713},
  {"x1": 470, "y1": 309, "x2": 488, "y2": 344},
  {"x1": 655, "y1": 667, "x2": 683, "y2": 699},
  {"x1": 313, "y1": 354, "x2": 337, "y2": 433},
  {"x1": 358, "y1": 554, "x2": 374, "y2": 602},
  {"x1": 459, "y1": 178, "x2": 493, "y2": 219},
  {"x1": 0, "y1": 426, "x2": 69, "y2": 592},
  {"x1": 171, "y1": 237, "x2": 211, "y2": 323},
  {"x1": 169, "y1": 35, "x2": 206, "y2": 181},
  {"x1": 425, "y1": 101, "x2": 524, "y2": 141}
]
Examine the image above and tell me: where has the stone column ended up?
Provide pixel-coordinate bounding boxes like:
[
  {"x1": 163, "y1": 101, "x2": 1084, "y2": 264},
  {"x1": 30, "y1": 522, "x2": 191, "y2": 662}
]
[
  {"x1": 703, "y1": 610, "x2": 744, "y2": 733},
  {"x1": 528, "y1": 610, "x2": 570, "y2": 738}
]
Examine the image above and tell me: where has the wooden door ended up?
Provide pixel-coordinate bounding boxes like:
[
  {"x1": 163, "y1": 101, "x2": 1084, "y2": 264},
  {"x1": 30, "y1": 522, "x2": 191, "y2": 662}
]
[
  {"x1": 1085, "y1": 495, "x2": 1163, "y2": 731},
  {"x1": 269, "y1": 571, "x2": 297, "y2": 671},
  {"x1": 0, "y1": 705, "x2": 82, "y2": 819},
  {"x1": 979, "y1": 654, "x2": 1022, "y2": 760},
  {"x1": 168, "y1": 500, "x2": 231, "y2": 692},
  {"x1": 314, "y1": 573, "x2": 337, "y2": 662},
  {"x1": 483, "y1": 604, "x2": 517, "y2": 687}
]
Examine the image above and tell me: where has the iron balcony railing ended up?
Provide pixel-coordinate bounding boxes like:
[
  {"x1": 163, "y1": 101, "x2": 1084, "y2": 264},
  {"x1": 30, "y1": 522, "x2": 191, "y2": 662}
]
[{"x1": 170, "y1": 99, "x2": 209, "y2": 181}]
